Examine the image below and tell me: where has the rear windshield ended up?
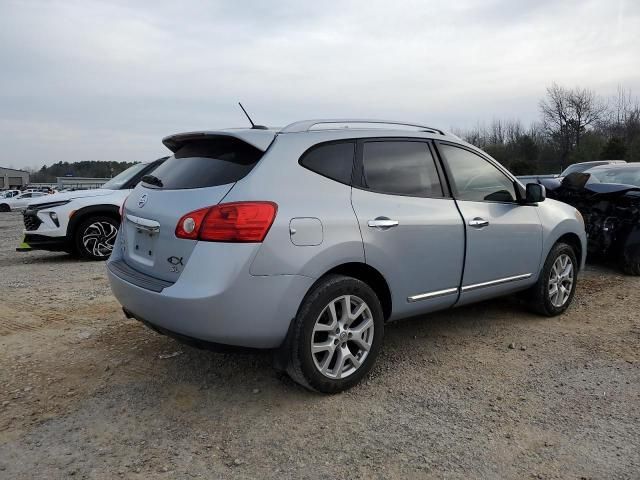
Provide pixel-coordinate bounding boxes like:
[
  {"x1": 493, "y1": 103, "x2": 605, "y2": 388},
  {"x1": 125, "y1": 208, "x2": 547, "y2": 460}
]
[{"x1": 144, "y1": 137, "x2": 264, "y2": 189}]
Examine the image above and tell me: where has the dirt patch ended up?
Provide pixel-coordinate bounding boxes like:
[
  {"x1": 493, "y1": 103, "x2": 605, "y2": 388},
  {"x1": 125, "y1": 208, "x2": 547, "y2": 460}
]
[{"x1": 0, "y1": 212, "x2": 639, "y2": 479}]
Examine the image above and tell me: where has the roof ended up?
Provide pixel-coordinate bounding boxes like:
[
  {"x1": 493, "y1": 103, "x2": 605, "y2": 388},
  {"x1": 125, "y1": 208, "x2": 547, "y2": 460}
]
[
  {"x1": 586, "y1": 163, "x2": 639, "y2": 171},
  {"x1": 162, "y1": 119, "x2": 461, "y2": 153},
  {"x1": 0, "y1": 166, "x2": 29, "y2": 174},
  {"x1": 279, "y1": 119, "x2": 447, "y2": 135}
]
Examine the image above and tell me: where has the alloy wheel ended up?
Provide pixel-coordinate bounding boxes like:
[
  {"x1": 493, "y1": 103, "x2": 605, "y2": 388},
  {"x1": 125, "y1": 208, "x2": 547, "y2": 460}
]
[
  {"x1": 311, "y1": 295, "x2": 374, "y2": 379},
  {"x1": 548, "y1": 253, "x2": 574, "y2": 307},
  {"x1": 82, "y1": 221, "x2": 117, "y2": 258}
]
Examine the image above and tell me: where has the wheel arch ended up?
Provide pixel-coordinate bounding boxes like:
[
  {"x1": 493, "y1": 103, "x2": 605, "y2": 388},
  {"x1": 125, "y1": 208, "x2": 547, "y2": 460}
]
[
  {"x1": 314, "y1": 262, "x2": 392, "y2": 321},
  {"x1": 555, "y1": 232, "x2": 583, "y2": 271},
  {"x1": 67, "y1": 204, "x2": 121, "y2": 239}
]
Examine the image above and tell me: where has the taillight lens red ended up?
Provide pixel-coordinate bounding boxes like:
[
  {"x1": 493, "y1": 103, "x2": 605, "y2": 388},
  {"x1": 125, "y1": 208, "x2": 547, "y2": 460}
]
[{"x1": 175, "y1": 202, "x2": 277, "y2": 242}]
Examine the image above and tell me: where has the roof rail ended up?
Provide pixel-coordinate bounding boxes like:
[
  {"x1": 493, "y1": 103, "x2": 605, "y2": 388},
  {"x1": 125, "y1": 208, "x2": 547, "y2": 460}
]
[{"x1": 280, "y1": 119, "x2": 445, "y2": 135}]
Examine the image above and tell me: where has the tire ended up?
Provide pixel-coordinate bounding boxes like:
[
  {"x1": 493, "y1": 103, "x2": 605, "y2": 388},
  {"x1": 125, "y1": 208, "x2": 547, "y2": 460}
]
[
  {"x1": 74, "y1": 216, "x2": 119, "y2": 260},
  {"x1": 286, "y1": 274, "x2": 384, "y2": 393},
  {"x1": 621, "y1": 245, "x2": 640, "y2": 276},
  {"x1": 0, "y1": 204, "x2": 10, "y2": 212},
  {"x1": 527, "y1": 242, "x2": 578, "y2": 316}
]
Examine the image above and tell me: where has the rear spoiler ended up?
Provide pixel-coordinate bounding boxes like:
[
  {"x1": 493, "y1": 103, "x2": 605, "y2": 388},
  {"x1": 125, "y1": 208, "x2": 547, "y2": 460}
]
[{"x1": 162, "y1": 130, "x2": 276, "y2": 153}]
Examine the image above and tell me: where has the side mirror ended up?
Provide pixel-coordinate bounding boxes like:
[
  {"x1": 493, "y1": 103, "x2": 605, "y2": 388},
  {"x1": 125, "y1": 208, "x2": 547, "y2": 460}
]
[{"x1": 525, "y1": 183, "x2": 546, "y2": 203}]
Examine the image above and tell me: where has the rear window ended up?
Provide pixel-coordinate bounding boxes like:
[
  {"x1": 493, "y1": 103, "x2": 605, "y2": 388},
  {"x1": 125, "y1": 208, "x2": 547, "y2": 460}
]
[
  {"x1": 299, "y1": 141, "x2": 355, "y2": 184},
  {"x1": 145, "y1": 137, "x2": 264, "y2": 189}
]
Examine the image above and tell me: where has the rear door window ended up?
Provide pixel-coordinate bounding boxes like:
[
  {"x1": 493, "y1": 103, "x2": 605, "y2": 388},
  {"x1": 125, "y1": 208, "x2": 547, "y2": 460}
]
[
  {"x1": 360, "y1": 141, "x2": 443, "y2": 197},
  {"x1": 144, "y1": 138, "x2": 264, "y2": 190},
  {"x1": 299, "y1": 141, "x2": 355, "y2": 185}
]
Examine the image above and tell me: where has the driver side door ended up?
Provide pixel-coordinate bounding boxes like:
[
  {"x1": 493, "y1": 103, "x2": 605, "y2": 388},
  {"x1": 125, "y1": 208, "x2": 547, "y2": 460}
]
[{"x1": 436, "y1": 142, "x2": 543, "y2": 305}]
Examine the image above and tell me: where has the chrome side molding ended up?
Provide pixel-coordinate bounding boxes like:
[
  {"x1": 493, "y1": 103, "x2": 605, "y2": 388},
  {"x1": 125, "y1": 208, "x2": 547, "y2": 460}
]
[
  {"x1": 461, "y1": 273, "x2": 532, "y2": 292},
  {"x1": 407, "y1": 287, "x2": 458, "y2": 303},
  {"x1": 407, "y1": 273, "x2": 533, "y2": 303}
]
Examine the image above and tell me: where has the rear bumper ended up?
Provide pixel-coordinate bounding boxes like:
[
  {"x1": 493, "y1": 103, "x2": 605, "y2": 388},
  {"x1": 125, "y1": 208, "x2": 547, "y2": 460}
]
[{"x1": 107, "y1": 242, "x2": 314, "y2": 349}]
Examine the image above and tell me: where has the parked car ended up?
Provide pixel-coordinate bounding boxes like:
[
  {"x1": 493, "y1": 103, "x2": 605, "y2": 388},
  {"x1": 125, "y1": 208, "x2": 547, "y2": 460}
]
[
  {"x1": 19, "y1": 158, "x2": 167, "y2": 259},
  {"x1": 107, "y1": 119, "x2": 586, "y2": 393},
  {"x1": 559, "y1": 160, "x2": 626, "y2": 178},
  {"x1": 540, "y1": 163, "x2": 640, "y2": 275},
  {"x1": 0, "y1": 192, "x2": 48, "y2": 212},
  {"x1": 0, "y1": 189, "x2": 21, "y2": 199}
]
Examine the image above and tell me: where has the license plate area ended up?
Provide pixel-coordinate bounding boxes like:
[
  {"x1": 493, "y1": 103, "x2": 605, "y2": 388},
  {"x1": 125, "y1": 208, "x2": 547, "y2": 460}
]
[{"x1": 126, "y1": 214, "x2": 161, "y2": 267}]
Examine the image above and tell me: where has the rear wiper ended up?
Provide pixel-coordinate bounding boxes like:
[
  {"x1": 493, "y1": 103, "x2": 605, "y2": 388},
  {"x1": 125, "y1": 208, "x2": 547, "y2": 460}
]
[{"x1": 142, "y1": 174, "x2": 163, "y2": 187}]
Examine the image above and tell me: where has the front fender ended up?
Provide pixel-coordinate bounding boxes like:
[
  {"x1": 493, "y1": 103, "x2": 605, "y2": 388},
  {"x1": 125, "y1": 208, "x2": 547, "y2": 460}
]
[{"x1": 537, "y1": 199, "x2": 587, "y2": 271}]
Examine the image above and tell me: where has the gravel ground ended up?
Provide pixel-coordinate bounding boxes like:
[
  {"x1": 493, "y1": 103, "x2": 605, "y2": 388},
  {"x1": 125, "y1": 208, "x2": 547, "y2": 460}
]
[{"x1": 0, "y1": 211, "x2": 639, "y2": 479}]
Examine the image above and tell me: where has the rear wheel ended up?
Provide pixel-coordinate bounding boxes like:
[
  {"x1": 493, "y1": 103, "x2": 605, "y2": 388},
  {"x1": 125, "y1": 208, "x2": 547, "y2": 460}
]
[
  {"x1": 74, "y1": 216, "x2": 119, "y2": 260},
  {"x1": 527, "y1": 242, "x2": 578, "y2": 316},
  {"x1": 286, "y1": 274, "x2": 384, "y2": 393},
  {"x1": 0, "y1": 204, "x2": 10, "y2": 212}
]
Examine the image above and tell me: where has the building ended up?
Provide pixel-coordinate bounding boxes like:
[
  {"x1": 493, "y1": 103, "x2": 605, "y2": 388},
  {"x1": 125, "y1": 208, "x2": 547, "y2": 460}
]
[
  {"x1": 56, "y1": 176, "x2": 110, "y2": 190},
  {"x1": 0, "y1": 167, "x2": 30, "y2": 190}
]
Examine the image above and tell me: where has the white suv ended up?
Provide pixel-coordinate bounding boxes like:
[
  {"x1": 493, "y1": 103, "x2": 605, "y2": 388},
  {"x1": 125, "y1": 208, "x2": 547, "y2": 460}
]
[{"x1": 20, "y1": 158, "x2": 166, "y2": 260}]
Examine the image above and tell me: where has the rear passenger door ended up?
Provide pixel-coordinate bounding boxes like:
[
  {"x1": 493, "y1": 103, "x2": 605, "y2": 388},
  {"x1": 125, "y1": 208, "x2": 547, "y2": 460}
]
[
  {"x1": 435, "y1": 142, "x2": 542, "y2": 304},
  {"x1": 351, "y1": 139, "x2": 465, "y2": 319}
]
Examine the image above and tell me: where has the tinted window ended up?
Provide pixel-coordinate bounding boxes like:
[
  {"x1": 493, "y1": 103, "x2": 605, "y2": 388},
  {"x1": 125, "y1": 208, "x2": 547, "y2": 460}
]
[
  {"x1": 362, "y1": 141, "x2": 443, "y2": 197},
  {"x1": 299, "y1": 142, "x2": 355, "y2": 184},
  {"x1": 439, "y1": 144, "x2": 516, "y2": 202},
  {"x1": 145, "y1": 138, "x2": 263, "y2": 190}
]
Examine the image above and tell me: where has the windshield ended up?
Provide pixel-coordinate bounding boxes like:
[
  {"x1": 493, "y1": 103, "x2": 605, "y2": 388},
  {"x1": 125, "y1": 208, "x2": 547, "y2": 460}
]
[
  {"x1": 588, "y1": 168, "x2": 640, "y2": 187},
  {"x1": 101, "y1": 163, "x2": 148, "y2": 190}
]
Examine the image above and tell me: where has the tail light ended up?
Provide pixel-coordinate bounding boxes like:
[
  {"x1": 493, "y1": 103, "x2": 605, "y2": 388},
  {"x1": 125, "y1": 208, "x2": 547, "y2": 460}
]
[{"x1": 175, "y1": 202, "x2": 277, "y2": 242}]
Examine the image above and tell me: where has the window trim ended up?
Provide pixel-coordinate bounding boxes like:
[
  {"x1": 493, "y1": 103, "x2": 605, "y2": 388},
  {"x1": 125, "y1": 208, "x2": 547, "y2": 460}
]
[
  {"x1": 352, "y1": 137, "x2": 450, "y2": 199},
  {"x1": 297, "y1": 139, "x2": 357, "y2": 186},
  {"x1": 434, "y1": 140, "x2": 523, "y2": 204}
]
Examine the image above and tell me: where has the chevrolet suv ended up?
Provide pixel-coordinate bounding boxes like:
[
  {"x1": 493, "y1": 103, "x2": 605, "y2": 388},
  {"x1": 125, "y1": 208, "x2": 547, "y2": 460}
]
[
  {"x1": 107, "y1": 120, "x2": 586, "y2": 393},
  {"x1": 21, "y1": 158, "x2": 166, "y2": 260}
]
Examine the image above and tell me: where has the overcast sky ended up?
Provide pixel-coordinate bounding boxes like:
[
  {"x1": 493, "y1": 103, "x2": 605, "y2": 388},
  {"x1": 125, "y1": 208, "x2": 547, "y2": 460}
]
[{"x1": 1, "y1": 0, "x2": 639, "y2": 170}]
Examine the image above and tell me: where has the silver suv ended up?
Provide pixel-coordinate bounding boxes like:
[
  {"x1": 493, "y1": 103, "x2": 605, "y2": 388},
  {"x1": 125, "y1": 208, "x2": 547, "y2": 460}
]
[{"x1": 107, "y1": 119, "x2": 587, "y2": 393}]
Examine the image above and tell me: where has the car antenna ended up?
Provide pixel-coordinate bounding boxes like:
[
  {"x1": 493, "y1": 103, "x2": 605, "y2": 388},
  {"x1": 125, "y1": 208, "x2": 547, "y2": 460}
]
[{"x1": 238, "y1": 102, "x2": 268, "y2": 130}]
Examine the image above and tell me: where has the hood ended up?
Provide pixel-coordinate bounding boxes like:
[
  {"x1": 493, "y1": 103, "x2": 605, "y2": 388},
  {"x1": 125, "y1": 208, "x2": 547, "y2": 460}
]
[{"x1": 28, "y1": 189, "x2": 116, "y2": 205}]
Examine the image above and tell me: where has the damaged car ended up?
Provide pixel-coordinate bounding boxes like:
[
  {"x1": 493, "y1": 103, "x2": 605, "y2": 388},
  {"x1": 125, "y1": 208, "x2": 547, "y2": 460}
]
[{"x1": 540, "y1": 164, "x2": 640, "y2": 275}]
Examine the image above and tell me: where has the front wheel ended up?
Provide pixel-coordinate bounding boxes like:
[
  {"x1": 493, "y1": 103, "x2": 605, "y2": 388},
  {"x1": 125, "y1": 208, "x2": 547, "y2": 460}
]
[
  {"x1": 0, "y1": 204, "x2": 10, "y2": 212},
  {"x1": 527, "y1": 242, "x2": 578, "y2": 316},
  {"x1": 74, "y1": 216, "x2": 119, "y2": 260},
  {"x1": 286, "y1": 275, "x2": 384, "y2": 393}
]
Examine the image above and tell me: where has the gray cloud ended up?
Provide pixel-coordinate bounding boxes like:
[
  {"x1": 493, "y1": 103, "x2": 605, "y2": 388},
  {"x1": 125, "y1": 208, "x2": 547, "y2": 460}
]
[{"x1": 0, "y1": 0, "x2": 639, "y2": 169}]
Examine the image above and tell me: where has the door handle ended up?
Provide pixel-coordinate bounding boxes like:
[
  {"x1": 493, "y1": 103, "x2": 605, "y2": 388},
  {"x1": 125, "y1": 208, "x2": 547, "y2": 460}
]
[
  {"x1": 468, "y1": 217, "x2": 489, "y2": 228},
  {"x1": 368, "y1": 218, "x2": 399, "y2": 229}
]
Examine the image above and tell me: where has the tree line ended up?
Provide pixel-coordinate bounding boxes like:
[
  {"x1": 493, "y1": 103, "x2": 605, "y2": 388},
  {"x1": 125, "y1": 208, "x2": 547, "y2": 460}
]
[
  {"x1": 27, "y1": 160, "x2": 138, "y2": 183},
  {"x1": 455, "y1": 84, "x2": 640, "y2": 175}
]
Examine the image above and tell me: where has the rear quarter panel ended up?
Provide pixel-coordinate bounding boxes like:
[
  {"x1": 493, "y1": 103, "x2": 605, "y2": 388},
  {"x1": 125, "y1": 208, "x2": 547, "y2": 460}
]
[{"x1": 225, "y1": 133, "x2": 365, "y2": 279}]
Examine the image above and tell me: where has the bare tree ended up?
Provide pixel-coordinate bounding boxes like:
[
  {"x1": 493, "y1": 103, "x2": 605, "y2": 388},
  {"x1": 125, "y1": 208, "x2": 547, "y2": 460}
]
[
  {"x1": 567, "y1": 86, "x2": 606, "y2": 148},
  {"x1": 539, "y1": 83, "x2": 605, "y2": 167}
]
